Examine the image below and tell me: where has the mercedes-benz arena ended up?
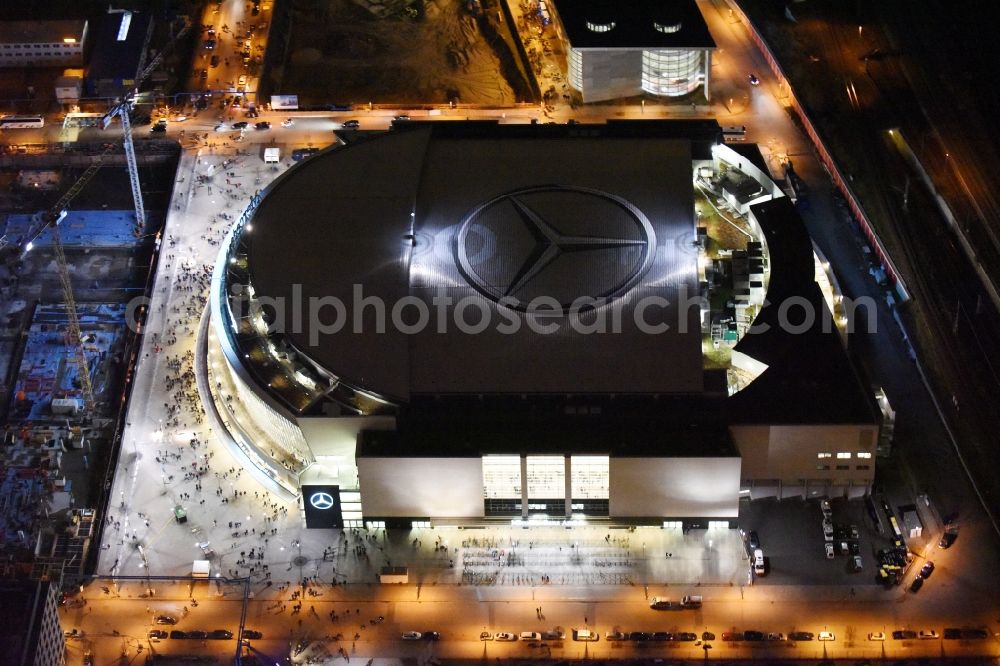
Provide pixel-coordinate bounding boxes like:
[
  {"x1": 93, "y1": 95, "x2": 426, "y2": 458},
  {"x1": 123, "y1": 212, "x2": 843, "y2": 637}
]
[{"x1": 204, "y1": 120, "x2": 880, "y2": 529}]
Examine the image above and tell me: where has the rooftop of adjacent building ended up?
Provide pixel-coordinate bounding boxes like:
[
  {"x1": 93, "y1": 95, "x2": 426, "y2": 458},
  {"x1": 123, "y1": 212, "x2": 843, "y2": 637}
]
[
  {"x1": 551, "y1": 0, "x2": 715, "y2": 50},
  {"x1": 0, "y1": 19, "x2": 87, "y2": 45},
  {"x1": 0, "y1": 579, "x2": 55, "y2": 662}
]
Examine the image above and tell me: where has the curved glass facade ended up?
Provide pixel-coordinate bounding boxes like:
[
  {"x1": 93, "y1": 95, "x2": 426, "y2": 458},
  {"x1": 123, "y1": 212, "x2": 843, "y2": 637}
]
[
  {"x1": 641, "y1": 49, "x2": 703, "y2": 97},
  {"x1": 568, "y1": 48, "x2": 583, "y2": 91}
]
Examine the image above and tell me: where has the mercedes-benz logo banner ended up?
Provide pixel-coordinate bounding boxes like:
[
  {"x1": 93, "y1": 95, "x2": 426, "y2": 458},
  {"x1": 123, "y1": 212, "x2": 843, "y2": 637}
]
[{"x1": 302, "y1": 484, "x2": 343, "y2": 528}]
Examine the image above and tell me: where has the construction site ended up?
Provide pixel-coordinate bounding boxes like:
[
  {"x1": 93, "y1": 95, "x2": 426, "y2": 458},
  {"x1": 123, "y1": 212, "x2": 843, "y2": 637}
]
[{"x1": 0, "y1": 142, "x2": 179, "y2": 580}]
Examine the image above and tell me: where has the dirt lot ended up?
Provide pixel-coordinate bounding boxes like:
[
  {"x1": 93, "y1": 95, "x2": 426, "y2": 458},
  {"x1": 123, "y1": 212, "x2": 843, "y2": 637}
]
[{"x1": 272, "y1": 0, "x2": 531, "y2": 105}]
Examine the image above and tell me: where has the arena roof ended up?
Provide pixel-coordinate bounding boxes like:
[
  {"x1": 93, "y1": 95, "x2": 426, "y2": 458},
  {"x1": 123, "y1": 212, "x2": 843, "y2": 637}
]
[
  {"x1": 245, "y1": 121, "x2": 714, "y2": 403},
  {"x1": 726, "y1": 196, "x2": 877, "y2": 424},
  {"x1": 551, "y1": 0, "x2": 715, "y2": 50}
]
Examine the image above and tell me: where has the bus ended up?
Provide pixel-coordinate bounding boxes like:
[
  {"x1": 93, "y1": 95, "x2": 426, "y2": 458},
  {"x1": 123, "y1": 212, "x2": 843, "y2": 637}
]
[
  {"x1": 63, "y1": 112, "x2": 105, "y2": 129},
  {"x1": 0, "y1": 115, "x2": 44, "y2": 129}
]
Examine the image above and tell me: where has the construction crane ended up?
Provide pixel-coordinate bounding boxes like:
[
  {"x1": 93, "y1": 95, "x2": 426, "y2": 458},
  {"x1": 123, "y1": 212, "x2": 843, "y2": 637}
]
[
  {"x1": 101, "y1": 14, "x2": 192, "y2": 232},
  {"x1": 7, "y1": 14, "x2": 191, "y2": 414}
]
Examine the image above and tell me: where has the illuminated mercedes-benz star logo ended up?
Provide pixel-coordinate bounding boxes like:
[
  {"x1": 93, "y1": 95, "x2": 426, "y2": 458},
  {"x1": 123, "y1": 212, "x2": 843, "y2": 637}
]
[
  {"x1": 456, "y1": 186, "x2": 656, "y2": 311},
  {"x1": 309, "y1": 492, "x2": 335, "y2": 510}
]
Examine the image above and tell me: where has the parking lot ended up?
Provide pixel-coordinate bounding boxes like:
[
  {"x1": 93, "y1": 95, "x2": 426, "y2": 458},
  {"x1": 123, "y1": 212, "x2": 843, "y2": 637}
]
[{"x1": 740, "y1": 496, "x2": 893, "y2": 586}]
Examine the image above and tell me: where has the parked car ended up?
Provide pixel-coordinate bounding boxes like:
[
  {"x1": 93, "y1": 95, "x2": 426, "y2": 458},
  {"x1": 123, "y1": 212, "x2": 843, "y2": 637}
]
[
  {"x1": 255, "y1": 121, "x2": 271, "y2": 130},
  {"x1": 210, "y1": 629, "x2": 233, "y2": 639},
  {"x1": 170, "y1": 630, "x2": 187, "y2": 639},
  {"x1": 652, "y1": 632, "x2": 673, "y2": 642},
  {"x1": 495, "y1": 632, "x2": 517, "y2": 641},
  {"x1": 150, "y1": 123, "x2": 167, "y2": 133},
  {"x1": 540, "y1": 630, "x2": 564, "y2": 640},
  {"x1": 943, "y1": 628, "x2": 962, "y2": 640},
  {"x1": 341, "y1": 119, "x2": 360, "y2": 128},
  {"x1": 401, "y1": 632, "x2": 422, "y2": 640},
  {"x1": 852, "y1": 555, "x2": 864, "y2": 571},
  {"x1": 825, "y1": 542, "x2": 835, "y2": 559},
  {"x1": 747, "y1": 530, "x2": 760, "y2": 549},
  {"x1": 243, "y1": 630, "x2": 262, "y2": 639},
  {"x1": 291, "y1": 148, "x2": 320, "y2": 161},
  {"x1": 939, "y1": 529, "x2": 958, "y2": 549},
  {"x1": 961, "y1": 628, "x2": 988, "y2": 639},
  {"x1": 628, "y1": 631, "x2": 652, "y2": 641},
  {"x1": 188, "y1": 631, "x2": 208, "y2": 640},
  {"x1": 605, "y1": 631, "x2": 627, "y2": 641},
  {"x1": 748, "y1": 73, "x2": 760, "y2": 86},
  {"x1": 701, "y1": 631, "x2": 716, "y2": 641},
  {"x1": 743, "y1": 630, "x2": 765, "y2": 641},
  {"x1": 281, "y1": 118, "x2": 294, "y2": 127},
  {"x1": 818, "y1": 631, "x2": 835, "y2": 641},
  {"x1": 149, "y1": 630, "x2": 168, "y2": 639},
  {"x1": 422, "y1": 632, "x2": 440, "y2": 641},
  {"x1": 909, "y1": 576, "x2": 924, "y2": 592},
  {"x1": 919, "y1": 630, "x2": 939, "y2": 639},
  {"x1": 892, "y1": 630, "x2": 917, "y2": 640},
  {"x1": 393, "y1": 114, "x2": 411, "y2": 121},
  {"x1": 789, "y1": 631, "x2": 814, "y2": 641},
  {"x1": 479, "y1": 632, "x2": 493, "y2": 641},
  {"x1": 766, "y1": 633, "x2": 785, "y2": 641},
  {"x1": 155, "y1": 616, "x2": 178, "y2": 625},
  {"x1": 721, "y1": 632, "x2": 744, "y2": 641},
  {"x1": 868, "y1": 632, "x2": 885, "y2": 641},
  {"x1": 519, "y1": 632, "x2": 541, "y2": 641},
  {"x1": 919, "y1": 562, "x2": 935, "y2": 578},
  {"x1": 232, "y1": 121, "x2": 249, "y2": 129},
  {"x1": 676, "y1": 632, "x2": 698, "y2": 641},
  {"x1": 573, "y1": 629, "x2": 599, "y2": 641}
]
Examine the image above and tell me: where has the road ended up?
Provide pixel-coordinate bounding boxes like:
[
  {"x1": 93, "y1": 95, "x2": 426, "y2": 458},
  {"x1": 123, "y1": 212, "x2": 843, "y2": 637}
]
[{"x1": 63, "y1": 572, "x2": 999, "y2": 664}]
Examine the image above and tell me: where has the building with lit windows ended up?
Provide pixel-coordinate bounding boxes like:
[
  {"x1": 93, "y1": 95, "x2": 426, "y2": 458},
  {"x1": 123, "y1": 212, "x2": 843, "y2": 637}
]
[
  {"x1": 0, "y1": 20, "x2": 88, "y2": 68},
  {"x1": 0, "y1": 579, "x2": 65, "y2": 666},
  {"x1": 204, "y1": 120, "x2": 880, "y2": 529},
  {"x1": 547, "y1": 0, "x2": 715, "y2": 102}
]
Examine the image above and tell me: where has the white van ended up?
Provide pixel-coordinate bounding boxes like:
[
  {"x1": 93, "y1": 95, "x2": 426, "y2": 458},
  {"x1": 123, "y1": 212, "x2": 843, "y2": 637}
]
[
  {"x1": 680, "y1": 595, "x2": 702, "y2": 608},
  {"x1": 753, "y1": 549, "x2": 765, "y2": 575}
]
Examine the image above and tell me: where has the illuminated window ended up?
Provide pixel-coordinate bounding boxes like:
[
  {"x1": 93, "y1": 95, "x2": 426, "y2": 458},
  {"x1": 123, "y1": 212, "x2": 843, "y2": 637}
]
[
  {"x1": 817, "y1": 452, "x2": 832, "y2": 459},
  {"x1": 641, "y1": 49, "x2": 703, "y2": 97},
  {"x1": 585, "y1": 20, "x2": 616, "y2": 32},
  {"x1": 837, "y1": 452, "x2": 851, "y2": 459},
  {"x1": 482, "y1": 455, "x2": 521, "y2": 499},
  {"x1": 527, "y1": 456, "x2": 565, "y2": 499},
  {"x1": 653, "y1": 21, "x2": 682, "y2": 33},
  {"x1": 411, "y1": 520, "x2": 431, "y2": 528},
  {"x1": 570, "y1": 456, "x2": 608, "y2": 499},
  {"x1": 857, "y1": 452, "x2": 872, "y2": 459}
]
